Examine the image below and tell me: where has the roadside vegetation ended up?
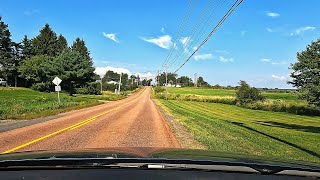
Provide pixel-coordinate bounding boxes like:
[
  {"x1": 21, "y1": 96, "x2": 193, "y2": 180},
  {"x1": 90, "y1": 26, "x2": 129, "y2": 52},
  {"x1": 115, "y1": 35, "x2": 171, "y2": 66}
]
[
  {"x1": 157, "y1": 99, "x2": 320, "y2": 163},
  {"x1": 0, "y1": 87, "x2": 138, "y2": 120}
]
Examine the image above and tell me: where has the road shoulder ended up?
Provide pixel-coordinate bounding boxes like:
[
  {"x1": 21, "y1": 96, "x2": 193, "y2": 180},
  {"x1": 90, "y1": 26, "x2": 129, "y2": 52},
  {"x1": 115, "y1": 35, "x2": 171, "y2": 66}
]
[{"x1": 152, "y1": 98, "x2": 207, "y2": 149}]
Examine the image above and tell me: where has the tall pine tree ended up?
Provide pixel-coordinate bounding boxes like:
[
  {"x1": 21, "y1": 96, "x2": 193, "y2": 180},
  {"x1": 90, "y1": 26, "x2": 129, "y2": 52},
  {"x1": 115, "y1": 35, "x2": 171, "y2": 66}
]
[
  {"x1": 56, "y1": 34, "x2": 68, "y2": 54},
  {"x1": 0, "y1": 16, "x2": 14, "y2": 85},
  {"x1": 21, "y1": 35, "x2": 33, "y2": 60},
  {"x1": 71, "y1": 38, "x2": 92, "y2": 65},
  {"x1": 32, "y1": 24, "x2": 58, "y2": 57}
]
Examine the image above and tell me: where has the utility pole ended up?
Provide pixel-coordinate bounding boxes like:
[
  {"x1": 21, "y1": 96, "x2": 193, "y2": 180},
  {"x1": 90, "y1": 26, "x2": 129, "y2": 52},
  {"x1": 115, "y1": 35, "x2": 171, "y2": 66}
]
[
  {"x1": 194, "y1": 73, "x2": 197, "y2": 88},
  {"x1": 118, "y1": 73, "x2": 122, "y2": 94},
  {"x1": 157, "y1": 70, "x2": 160, "y2": 86},
  {"x1": 165, "y1": 65, "x2": 168, "y2": 100},
  {"x1": 100, "y1": 76, "x2": 103, "y2": 94}
]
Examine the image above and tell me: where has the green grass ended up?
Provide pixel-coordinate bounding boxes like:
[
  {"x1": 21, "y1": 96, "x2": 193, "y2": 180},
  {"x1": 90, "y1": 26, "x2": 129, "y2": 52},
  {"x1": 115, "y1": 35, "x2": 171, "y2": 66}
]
[
  {"x1": 158, "y1": 99, "x2": 320, "y2": 163},
  {"x1": 168, "y1": 87, "x2": 303, "y2": 103},
  {"x1": 0, "y1": 87, "x2": 105, "y2": 120}
]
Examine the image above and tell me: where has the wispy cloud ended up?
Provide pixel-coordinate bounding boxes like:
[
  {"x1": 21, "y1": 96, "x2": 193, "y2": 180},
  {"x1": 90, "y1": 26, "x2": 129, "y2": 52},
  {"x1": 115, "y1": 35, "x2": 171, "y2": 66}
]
[
  {"x1": 290, "y1": 26, "x2": 316, "y2": 36},
  {"x1": 266, "y1": 11, "x2": 280, "y2": 18},
  {"x1": 266, "y1": 28, "x2": 274, "y2": 32},
  {"x1": 260, "y1": 58, "x2": 271, "y2": 62},
  {"x1": 271, "y1": 75, "x2": 288, "y2": 81},
  {"x1": 24, "y1": 9, "x2": 39, "y2": 16},
  {"x1": 260, "y1": 58, "x2": 287, "y2": 65},
  {"x1": 194, "y1": 53, "x2": 213, "y2": 61},
  {"x1": 180, "y1": 36, "x2": 191, "y2": 46},
  {"x1": 219, "y1": 56, "x2": 234, "y2": 63},
  {"x1": 102, "y1": 32, "x2": 120, "y2": 43},
  {"x1": 215, "y1": 50, "x2": 229, "y2": 54},
  {"x1": 141, "y1": 35, "x2": 172, "y2": 49}
]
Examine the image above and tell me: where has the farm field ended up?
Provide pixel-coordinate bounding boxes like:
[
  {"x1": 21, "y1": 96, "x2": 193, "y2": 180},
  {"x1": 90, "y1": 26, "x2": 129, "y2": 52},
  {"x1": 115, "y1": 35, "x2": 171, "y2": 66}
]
[
  {"x1": 157, "y1": 99, "x2": 320, "y2": 163},
  {"x1": 167, "y1": 87, "x2": 303, "y2": 103},
  {"x1": 0, "y1": 87, "x2": 125, "y2": 120}
]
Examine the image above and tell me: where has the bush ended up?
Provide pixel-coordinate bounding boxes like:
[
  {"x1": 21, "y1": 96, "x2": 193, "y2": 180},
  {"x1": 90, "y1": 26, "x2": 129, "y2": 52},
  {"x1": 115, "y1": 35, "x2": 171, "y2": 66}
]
[
  {"x1": 76, "y1": 82, "x2": 101, "y2": 95},
  {"x1": 154, "y1": 86, "x2": 166, "y2": 93},
  {"x1": 236, "y1": 81, "x2": 265, "y2": 104},
  {"x1": 31, "y1": 82, "x2": 51, "y2": 92}
]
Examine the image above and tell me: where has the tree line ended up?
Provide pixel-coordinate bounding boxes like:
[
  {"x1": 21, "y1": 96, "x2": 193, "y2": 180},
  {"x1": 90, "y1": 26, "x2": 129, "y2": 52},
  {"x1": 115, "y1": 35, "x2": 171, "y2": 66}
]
[
  {"x1": 156, "y1": 72, "x2": 210, "y2": 87},
  {"x1": 0, "y1": 16, "x2": 99, "y2": 94}
]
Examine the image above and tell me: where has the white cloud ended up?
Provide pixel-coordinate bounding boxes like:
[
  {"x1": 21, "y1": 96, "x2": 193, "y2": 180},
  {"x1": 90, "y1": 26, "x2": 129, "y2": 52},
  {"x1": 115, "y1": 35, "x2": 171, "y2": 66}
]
[
  {"x1": 215, "y1": 50, "x2": 229, "y2": 54},
  {"x1": 141, "y1": 35, "x2": 172, "y2": 49},
  {"x1": 135, "y1": 72, "x2": 156, "y2": 79},
  {"x1": 290, "y1": 26, "x2": 316, "y2": 36},
  {"x1": 194, "y1": 53, "x2": 213, "y2": 61},
  {"x1": 260, "y1": 58, "x2": 271, "y2": 62},
  {"x1": 24, "y1": 9, "x2": 39, "y2": 16},
  {"x1": 94, "y1": 66, "x2": 130, "y2": 77},
  {"x1": 266, "y1": 28, "x2": 274, "y2": 32},
  {"x1": 219, "y1": 56, "x2": 234, "y2": 63},
  {"x1": 161, "y1": 27, "x2": 165, "y2": 33},
  {"x1": 272, "y1": 75, "x2": 287, "y2": 81},
  {"x1": 180, "y1": 36, "x2": 191, "y2": 46},
  {"x1": 102, "y1": 32, "x2": 119, "y2": 43},
  {"x1": 266, "y1": 11, "x2": 280, "y2": 18},
  {"x1": 260, "y1": 58, "x2": 287, "y2": 65}
]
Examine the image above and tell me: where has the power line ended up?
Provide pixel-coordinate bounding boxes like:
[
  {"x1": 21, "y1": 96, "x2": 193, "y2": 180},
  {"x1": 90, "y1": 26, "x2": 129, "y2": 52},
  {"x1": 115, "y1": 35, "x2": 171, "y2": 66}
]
[
  {"x1": 174, "y1": 0, "x2": 243, "y2": 73},
  {"x1": 170, "y1": 0, "x2": 227, "y2": 71},
  {"x1": 166, "y1": 0, "x2": 219, "y2": 69},
  {"x1": 161, "y1": 0, "x2": 199, "y2": 69}
]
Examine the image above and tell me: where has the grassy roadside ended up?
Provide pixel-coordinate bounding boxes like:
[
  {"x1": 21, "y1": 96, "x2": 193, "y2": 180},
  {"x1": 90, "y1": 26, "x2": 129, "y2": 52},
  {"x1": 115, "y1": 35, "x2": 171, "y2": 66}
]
[
  {"x1": 0, "y1": 87, "x2": 133, "y2": 120},
  {"x1": 156, "y1": 99, "x2": 320, "y2": 163}
]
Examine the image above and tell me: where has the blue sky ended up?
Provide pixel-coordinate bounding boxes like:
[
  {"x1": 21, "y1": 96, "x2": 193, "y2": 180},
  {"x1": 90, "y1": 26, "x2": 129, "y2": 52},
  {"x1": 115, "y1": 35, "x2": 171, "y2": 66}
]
[{"x1": 1, "y1": 0, "x2": 319, "y2": 88}]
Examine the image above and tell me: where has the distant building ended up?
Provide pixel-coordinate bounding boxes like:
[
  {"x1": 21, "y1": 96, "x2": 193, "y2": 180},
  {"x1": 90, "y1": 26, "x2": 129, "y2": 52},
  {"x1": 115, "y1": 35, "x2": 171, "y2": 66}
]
[{"x1": 107, "y1": 81, "x2": 118, "y2": 85}]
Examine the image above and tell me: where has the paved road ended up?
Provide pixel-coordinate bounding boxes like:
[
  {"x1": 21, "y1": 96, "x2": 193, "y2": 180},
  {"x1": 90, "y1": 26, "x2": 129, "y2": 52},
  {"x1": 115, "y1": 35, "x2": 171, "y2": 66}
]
[{"x1": 0, "y1": 87, "x2": 180, "y2": 154}]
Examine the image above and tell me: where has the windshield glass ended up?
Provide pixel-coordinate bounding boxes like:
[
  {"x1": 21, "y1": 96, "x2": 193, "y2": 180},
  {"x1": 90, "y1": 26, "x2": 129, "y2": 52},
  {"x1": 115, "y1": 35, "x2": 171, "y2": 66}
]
[{"x1": 0, "y1": 0, "x2": 319, "y2": 166}]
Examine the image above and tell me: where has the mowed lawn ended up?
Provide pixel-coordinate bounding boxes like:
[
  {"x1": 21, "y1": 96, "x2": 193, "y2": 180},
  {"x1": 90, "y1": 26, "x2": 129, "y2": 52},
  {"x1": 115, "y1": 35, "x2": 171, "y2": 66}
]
[
  {"x1": 168, "y1": 87, "x2": 303, "y2": 103},
  {"x1": 158, "y1": 99, "x2": 320, "y2": 163},
  {"x1": 0, "y1": 87, "x2": 104, "y2": 120}
]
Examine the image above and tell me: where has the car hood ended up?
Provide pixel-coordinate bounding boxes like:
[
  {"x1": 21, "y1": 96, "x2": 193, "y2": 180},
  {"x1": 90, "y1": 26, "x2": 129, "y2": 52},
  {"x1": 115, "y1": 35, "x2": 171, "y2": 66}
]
[{"x1": 0, "y1": 147, "x2": 318, "y2": 169}]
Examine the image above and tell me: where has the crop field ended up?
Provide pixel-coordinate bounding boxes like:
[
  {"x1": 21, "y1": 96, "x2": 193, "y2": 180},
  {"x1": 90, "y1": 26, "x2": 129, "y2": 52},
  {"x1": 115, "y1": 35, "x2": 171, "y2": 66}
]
[
  {"x1": 0, "y1": 87, "x2": 124, "y2": 120},
  {"x1": 167, "y1": 87, "x2": 303, "y2": 103},
  {"x1": 158, "y1": 99, "x2": 320, "y2": 163}
]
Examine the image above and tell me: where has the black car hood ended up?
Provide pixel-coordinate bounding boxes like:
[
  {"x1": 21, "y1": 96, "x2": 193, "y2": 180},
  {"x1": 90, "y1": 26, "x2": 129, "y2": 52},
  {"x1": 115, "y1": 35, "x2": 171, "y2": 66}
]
[{"x1": 0, "y1": 147, "x2": 318, "y2": 169}]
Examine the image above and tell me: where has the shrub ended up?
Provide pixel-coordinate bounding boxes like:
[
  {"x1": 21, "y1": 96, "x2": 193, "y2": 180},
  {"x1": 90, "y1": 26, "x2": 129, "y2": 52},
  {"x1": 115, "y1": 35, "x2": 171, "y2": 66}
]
[
  {"x1": 154, "y1": 86, "x2": 166, "y2": 93},
  {"x1": 31, "y1": 82, "x2": 51, "y2": 92},
  {"x1": 236, "y1": 81, "x2": 265, "y2": 104},
  {"x1": 76, "y1": 82, "x2": 101, "y2": 95}
]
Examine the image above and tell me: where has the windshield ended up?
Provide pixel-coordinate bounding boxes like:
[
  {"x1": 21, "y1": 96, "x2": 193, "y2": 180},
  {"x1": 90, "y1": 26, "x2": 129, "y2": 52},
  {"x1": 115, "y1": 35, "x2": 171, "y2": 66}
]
[{"x1": 0, "y1": 0, "x2": 319, "y2": 166}]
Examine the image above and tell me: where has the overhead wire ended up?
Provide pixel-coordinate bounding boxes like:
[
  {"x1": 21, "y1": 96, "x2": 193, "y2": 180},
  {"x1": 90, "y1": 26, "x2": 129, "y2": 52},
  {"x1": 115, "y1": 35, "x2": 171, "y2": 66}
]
[
  {"x1": 170, "y1": 0, "x2": 227, "y2": 71},
  {"x1": 166, "y1": 0, "x2": 218, "y2": 70},
  {"x1": 161, "y1": 0, "x2": 199, "y2": 69},
  {"x1": 174, "y1": 0, "x2": 243, "y2": 73}
]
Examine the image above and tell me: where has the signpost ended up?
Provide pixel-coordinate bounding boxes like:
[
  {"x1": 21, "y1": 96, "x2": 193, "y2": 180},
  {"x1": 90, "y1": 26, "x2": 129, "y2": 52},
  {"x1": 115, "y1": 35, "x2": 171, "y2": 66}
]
[{"x1": 52, "y1": 77, "x2": 62, "y2": 103}]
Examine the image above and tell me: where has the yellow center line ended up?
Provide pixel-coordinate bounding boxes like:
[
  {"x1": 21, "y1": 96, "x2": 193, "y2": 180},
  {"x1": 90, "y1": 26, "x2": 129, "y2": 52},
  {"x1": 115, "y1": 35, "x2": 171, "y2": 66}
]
[{"x1": 1, "y1": 88, "x2": 146, "y2": 154}]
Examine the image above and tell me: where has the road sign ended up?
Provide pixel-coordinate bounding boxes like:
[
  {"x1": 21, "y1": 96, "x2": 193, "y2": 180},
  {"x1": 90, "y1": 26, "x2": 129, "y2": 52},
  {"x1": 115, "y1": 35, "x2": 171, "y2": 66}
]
[
  {"x1": 55, "y1": 85, "x2": 61, "y2": 92},
  {"x1": 52, "y1": 77, "x2": 62, "y2": 86}
]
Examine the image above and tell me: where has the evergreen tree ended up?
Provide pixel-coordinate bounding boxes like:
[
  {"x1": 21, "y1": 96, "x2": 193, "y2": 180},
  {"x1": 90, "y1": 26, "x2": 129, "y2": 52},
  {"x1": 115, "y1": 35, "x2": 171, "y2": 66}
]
[
  {"x1": 0, "y1": 16, "x2": 14, "y2": 84},
  {"x1": 49, "y1": 49, "x2": 95, "y2": 95},
  {"x1": 21, "y1": 35, "x2": 33, "y2": 60},
  {"x1": 71, "y1": 37, "x2": 92, "y2": 65},
  {"x1": 56, "y1": 34, "x2": 68, "y2": 54},
  {"x1": 32, "y1": 24, "x2": 58, "y2": 57}
]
